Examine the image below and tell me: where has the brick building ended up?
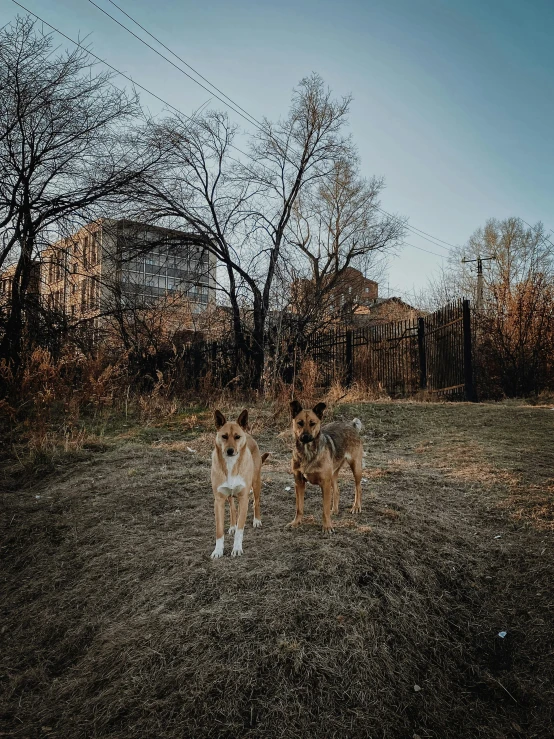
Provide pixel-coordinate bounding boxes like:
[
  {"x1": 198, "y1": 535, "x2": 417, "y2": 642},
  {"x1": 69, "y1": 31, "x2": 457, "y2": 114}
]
[
  {"x1": 352, "y1": 296, "x2": 423, "y2": 326},
  {"x1": 327, "y1": 266, "x2": 378, "y2": 312},
  {"x1": 291, "y1": 266, "x2": 379, "y2": 319}
]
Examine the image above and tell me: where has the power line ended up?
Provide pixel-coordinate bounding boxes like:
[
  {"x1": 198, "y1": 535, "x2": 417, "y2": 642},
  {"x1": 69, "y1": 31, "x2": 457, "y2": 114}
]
[
  {"x1": 520, "y1": 218, "x2": 554, "y2": 251},
  {"x1": 401, "y1": 222, "x2": 459, "y2": 250},
  {"x1": 13, "y1": 0, "x2": 323, "y2": 198},
  {"x1": 375, "y1": 205, "x2": 455, "y2": 253},
  {"x1": 86, "y1": 0, "x2": 265, "y2": 135},
  {"x1": 402, "y1": 242, "x2": 446, "y2": 258},
  {"x1": 101, "y1": 0, "x2": 266, "y2": 133},
  {"x1": 10, "y1": 1, "x2": 272, "y2": 177},
  {"x1": 11, "y1": 0, "x2": 449, "y2": 266},
  {"x1": 87, "y1": 0, "x2": 461, "y2": 256},
  {"x1": 88, "y1": 0, "x2": 315, "y2": 174}
]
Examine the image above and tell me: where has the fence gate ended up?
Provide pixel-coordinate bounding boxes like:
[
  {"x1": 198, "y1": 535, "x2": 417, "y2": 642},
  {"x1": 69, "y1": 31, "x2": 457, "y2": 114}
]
[
  {"x1": 306, "y1": 299, "x2": 475, "y2": 400},
  {"x1": 420, "y1": 299, "x2": 475, "y2": 400}
]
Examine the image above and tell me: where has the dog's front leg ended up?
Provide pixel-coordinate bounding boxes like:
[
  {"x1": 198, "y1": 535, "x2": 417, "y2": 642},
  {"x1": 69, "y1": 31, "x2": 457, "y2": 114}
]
[
  {"x1": 228, "y1": 495, "x2": 237, "y2": 534},
  {"x1": 231, "y1": 489, "x2": 249, "y2": 557},
  {"x1": 288, "y1": 473, "x2": 306, "y2": 527},
  {"x1": 321, "y1": 480, "x2": 335, "y2": 534},
  {"x1": 211, "y1": 495, "x2": 226, "y2": 559}
]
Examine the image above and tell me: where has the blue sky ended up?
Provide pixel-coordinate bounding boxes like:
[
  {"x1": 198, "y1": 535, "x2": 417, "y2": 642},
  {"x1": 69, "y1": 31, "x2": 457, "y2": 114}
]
[{"x1": 4, "y1": 0, "x2": 553, "y2": 297}]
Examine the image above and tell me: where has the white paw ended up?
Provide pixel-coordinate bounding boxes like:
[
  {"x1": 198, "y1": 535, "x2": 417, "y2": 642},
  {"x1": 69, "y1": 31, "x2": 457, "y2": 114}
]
[
  {"x1": 210, "y1": 537, "x2": 224, "y2": 559},
  {"x1": 231, "y1": 528, "x2": 244, "y2": 557},
  {"x1": 228, "y1": 525, "x2": 237, "y2": 534},
  {"x1": 252, "y1": 518, "x2": 262, "y2": 528}
]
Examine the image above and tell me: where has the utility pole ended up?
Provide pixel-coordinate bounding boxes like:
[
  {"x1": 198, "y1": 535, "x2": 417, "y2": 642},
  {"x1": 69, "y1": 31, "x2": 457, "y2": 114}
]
[{"x1": 461, "y1": 254, "x2": 496, "y2": 312}]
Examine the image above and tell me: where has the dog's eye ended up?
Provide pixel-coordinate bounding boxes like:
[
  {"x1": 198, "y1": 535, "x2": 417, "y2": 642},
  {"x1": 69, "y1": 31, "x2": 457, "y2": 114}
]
[
  {"x1": 222, "y1": 434, "x2": 228, "y2": 440},
  {"x1": 297, "y1": 421, "x2": 304, "y2": 427},
  {"x1": 309, "y1": 421, "x2": 316, "y2": 426},
  {"x1": 234, "y1": 435, "x2": 241, "y2": 440}
]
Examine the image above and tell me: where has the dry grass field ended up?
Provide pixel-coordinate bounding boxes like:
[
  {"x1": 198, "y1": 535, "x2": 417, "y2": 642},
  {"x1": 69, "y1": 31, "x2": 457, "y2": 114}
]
[{"x1": 1, "y1": 400, "x2": 553, "y2": 738}]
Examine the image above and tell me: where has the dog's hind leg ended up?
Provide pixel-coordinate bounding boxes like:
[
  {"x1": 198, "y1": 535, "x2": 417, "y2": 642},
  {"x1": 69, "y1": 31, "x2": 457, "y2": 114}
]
[
  {"x1": 332, "y1": 475, "x2": 340, "y2": 515},
  {"x1": 252, "y1": 467, "x2": 262, "y2": 528},
  {"x1": 321, "y1": 479, "x2": 335, "y2": 534},
  {"x1": 349, "y1": 453, "x2": 363, "y2": 514},
  {"x1": 228, "y1": 495, "x2": 237, "y2": 534}
]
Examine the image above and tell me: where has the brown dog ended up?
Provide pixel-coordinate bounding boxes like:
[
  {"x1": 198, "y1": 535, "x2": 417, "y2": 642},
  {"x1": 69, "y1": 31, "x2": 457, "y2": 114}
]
[
  {"x1": 211, "y1": 409, "x2": 268, "y2": 558},
  {"x1": 289, "y1": 400, "x2": 363, "y2": 533}
]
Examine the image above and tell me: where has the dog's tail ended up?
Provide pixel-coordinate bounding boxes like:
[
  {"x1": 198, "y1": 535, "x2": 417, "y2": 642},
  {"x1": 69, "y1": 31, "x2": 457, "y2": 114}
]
[
  {"x1": 261, "y1": 452, "x2": 270, "y2": 464},
  {"x1": 352, "y1": 418, "x2": 363, "y2": 433}
]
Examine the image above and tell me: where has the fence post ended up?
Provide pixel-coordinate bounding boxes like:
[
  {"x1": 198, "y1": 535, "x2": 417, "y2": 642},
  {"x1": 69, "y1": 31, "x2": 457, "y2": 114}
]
[
  {"x1": 417, "y1": 317, "x2": 427, "y2": 390},
  {"x1": 345, "y1": 329, "x2": 353, "y2": 387},
  {"x1": 462, "y1": 299, "x2": 477, "y2": 401}
]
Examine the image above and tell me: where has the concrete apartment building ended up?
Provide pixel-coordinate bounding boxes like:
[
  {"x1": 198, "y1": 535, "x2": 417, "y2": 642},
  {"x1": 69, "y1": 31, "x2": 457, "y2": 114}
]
[
  {"x1": 39, "y1": 219, "x2": 216, "y2": 330},
  {"x1": 0, "y1": 261, "x2": 41, "y2": 313}
]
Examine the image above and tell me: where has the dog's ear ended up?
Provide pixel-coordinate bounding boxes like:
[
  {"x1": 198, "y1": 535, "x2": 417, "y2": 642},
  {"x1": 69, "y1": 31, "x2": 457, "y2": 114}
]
[
  {"x1": 290, "y1": 399, "x2": 302, "y2": 419},
  {"x1": 214, "y1": 410, "x2": 226, "y2": 429},
  {"x1": 236, "y1": 409, "x2": 249, "y2": 430},
  {"x1": 312, "y1": 402, "x2": 326, "y2": 419}
]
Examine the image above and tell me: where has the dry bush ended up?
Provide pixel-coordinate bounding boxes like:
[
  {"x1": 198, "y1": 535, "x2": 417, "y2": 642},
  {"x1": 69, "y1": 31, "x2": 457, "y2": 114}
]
[
  {"x1": 295, "y1": 357, "x2": 319, "y2": 404},
  {"x1": 137, "y1": 370, "x2": 179, "y2": 422},
  {"x1": 325, "y1": 379, "x2": 389, "y2": 404},
  {"x1": 78, "y1": 351, "x2": 129, "y2": 411}
]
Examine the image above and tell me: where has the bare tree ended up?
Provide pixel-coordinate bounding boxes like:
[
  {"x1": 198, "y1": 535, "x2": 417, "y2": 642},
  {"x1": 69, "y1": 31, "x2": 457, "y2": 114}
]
[
  {"x1": 284, "y1": 159, "x2": 404, "y2": 342},
  {"x1": 0, "y1": 17, "x2": 161, "y2": 372},
  {"x1": 140, "y1": 74, "x2": 401, "y2": 387},
  {"x1": 470, "y1": 218, "x2": 554, "y2": 395},
  {"x1": 421, "y1": 217, "x2": 554, "y2": 395}
]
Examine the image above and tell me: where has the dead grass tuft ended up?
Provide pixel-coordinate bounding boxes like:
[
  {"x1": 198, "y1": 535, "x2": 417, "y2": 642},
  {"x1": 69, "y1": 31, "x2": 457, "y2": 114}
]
[
  {"x1": 496, "y1": 481, "x2": 554, "y2": 531},
  {"x1": 378, "y1": 507, "x2": 401, "y2": 521}
]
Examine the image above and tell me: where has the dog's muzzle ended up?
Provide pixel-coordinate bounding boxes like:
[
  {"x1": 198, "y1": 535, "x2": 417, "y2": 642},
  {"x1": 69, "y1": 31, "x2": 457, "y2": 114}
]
[
  {"x1": 300, "y1": 433, "x2": 314, "y2": 444},
  {"x1": 226, "y1": 448, "x2": 235, "y2": 456}
]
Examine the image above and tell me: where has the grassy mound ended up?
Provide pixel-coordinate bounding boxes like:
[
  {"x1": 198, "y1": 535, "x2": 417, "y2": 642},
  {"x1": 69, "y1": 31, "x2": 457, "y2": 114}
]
[{"x1": 1, "y1": 402, "x2": 553, "y2": 738}]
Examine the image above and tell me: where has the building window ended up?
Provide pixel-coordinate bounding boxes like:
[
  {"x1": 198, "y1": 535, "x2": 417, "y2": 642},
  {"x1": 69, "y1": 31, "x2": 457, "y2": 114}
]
[
  {"x1": 90, "y1": 236, "x2": 97, "y2": 266},
  {"x1": 81, "y1": 281, "x2": 87, "y2": 312}
]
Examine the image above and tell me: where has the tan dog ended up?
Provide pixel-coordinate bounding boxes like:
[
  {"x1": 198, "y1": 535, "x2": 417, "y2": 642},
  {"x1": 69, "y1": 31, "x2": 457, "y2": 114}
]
[
  {"x1": 210, "y1": 409, "x2": 268, "y2": 558},
  {"x1": 289, "y1": 400, "x2": 363, "y2": 533}
]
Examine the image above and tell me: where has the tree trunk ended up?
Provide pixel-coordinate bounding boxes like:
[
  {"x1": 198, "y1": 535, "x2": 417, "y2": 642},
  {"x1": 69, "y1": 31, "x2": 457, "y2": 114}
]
[
  {"x1": 250, "y1": 292, "x2": 266, "y2": 390},
  {"x1": 0, "y1": 232, "x2": 34, "y2": 374},
  {"x1": 225, "y1": 265, "x2": 247, "y2": 379}
]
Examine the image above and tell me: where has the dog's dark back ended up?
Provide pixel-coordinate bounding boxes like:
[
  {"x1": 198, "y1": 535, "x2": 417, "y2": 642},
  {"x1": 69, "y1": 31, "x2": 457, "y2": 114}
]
[{"x1": 321, "y1": 421, "x2": 362, "y2": 460}]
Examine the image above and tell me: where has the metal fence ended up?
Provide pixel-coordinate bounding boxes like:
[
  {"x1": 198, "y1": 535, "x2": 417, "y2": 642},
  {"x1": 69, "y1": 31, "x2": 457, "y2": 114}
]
[
  {"x1": 177, "y1": 299, "x2": 475, "y2": 400},
  {"x1": 306, "y1": 299, "x2": 475, "y2": 399}
]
